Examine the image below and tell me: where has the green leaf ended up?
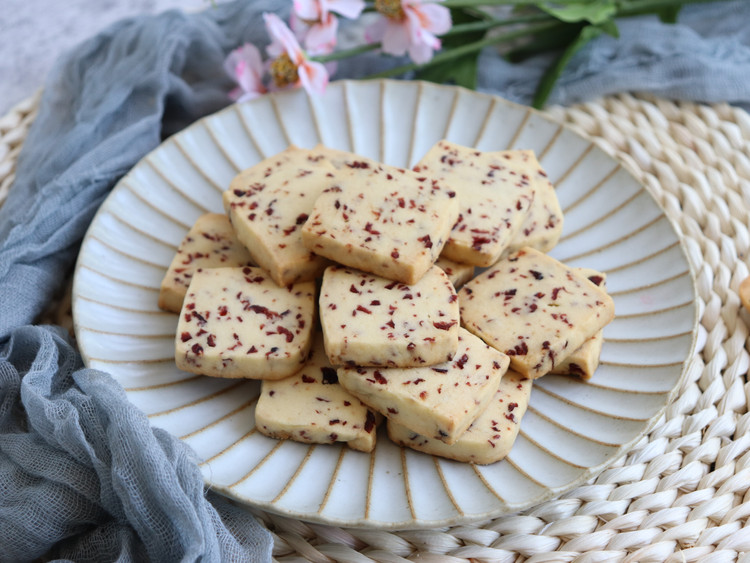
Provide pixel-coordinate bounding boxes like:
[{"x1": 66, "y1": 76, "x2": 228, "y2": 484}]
[
  {"x1": 416, "y1": 53, "x2": 480, "y2": 89},
  {"x1": 506, "y1": 22, "x2": 583, "y2": 63},
  {"x1": 532, "y1": 23, "x2": 604, "y2": 109},
  {"x1": 539, "y1": 0, "x2": 617, "y2": 25},
  {"x1": 657, "y1": 6, "x2": 682, "y2": 22}
]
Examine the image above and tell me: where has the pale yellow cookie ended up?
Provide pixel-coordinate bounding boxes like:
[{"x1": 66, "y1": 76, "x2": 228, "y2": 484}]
[
  {"x1": 319, "y1": 264, "x2": 459, "y2": 367},
  {"x1": 459, "y1": 247, "x2": 615, "y2": 379},
  {"x1": 435, "y1": 255, "x2": 475, "y2": 289},
  {"x1": 255, "y1": 335, "x2": 381, "y2": 452},
  {"x1": 337, "y1": 328, "x2": 509, "y2": 445},
  {"x1": 158, "y1": 213, "x2": 255, "y2": 313},
  {"x1": 175, "y1": 267, "x2": 315, "y2": 380},
  {"x1": 223, "y1": 145, "x2": 338, "y2": 287},
  {"x1": 387, "y1": 369, "x2": 531, "y2": 464},
  {"x1": 413, "y1": 141, "x2": 537, "y2": 267},
  {"x1": 301, "y1": 160, "x2": 459, "y2": 285}
]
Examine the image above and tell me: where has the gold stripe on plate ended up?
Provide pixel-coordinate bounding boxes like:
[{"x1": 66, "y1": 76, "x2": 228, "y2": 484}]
[
  {"x1": 614, "y1": 300, "x2": 695, "y2": 319},
  {"x1": 173, "y1": 137, "x2": 224, "y2": 193},
  {"x1": 503, "y1": 455, "x2": 549, "y2": 489},
  {"x1": 178, "y1": 397, "x2": 258, "y2": 439},
  {"x1": 552, "y1": 142, "x2": 594, "y2": 186},
  {"x1": 228, "y1": 439, "x2": 286, "y2": 489},
  {"x1": 560, "y1": 162, "x2": 621, "y2": 216},
  {"x1": 339, "y1": 82, "x2": 356, "y2": 153},
  {"x1": 74, "y1": 325, "x2": 174, "y2": 340},
  {"x1": 432, "y1": 457, "x2": 464, "y2": 516},
  {"x1": 558, "y1": 187, "x2": 647, "y2": 242},
  {"x1": 505, "y1": 107, "x2": 532, "y2": 150},
  {"x1": 364, "y1": 440, "x2": 378, "y2": 520},
  {"x1": 89, "y1": 234, "x2": 167, "y2": 270},
  {"x1": 531, "y1": 383, "x2": 652, "y2": 421},
  {"x1": 269, "y1": 95, "x2": 294, "y2": 148},
  {"x1": 104, "y1": 207, "x2": 180, "y2": 251},
  {"x1": 198, "y1": 427, "x2": 259, "y2": 467},
  {"x1": 235, "y1": 105, "x2": 270, "y2": 160},
  {"x1": 440, "y1": 87, "x2": 461, "y2": 142},
  {"x1": 580, "y1": 379, "x2": 670, "y2": 396},
  {"x1": 537, "y1": 124, "x2": 564, "y2": 161},
  {"x1": 205, "y1": 120, "x2": 243, "y2": 173},
  {"x1": 87, "y1": 356, "x2": 173, "y2": 366},
  {"x1": 125, "y1": 374, "x2": 203, "y2": 392},
  {"x1": 77, "y1": 264, "x2": 160, "y2": 292},
  {"x1": 598, "y1": 359, "x2": 685, "y2": 370},
  {"x1": 469, "y1": 464, "x2": 507, "y2": 504},
  {"x1": 271, "y1": 446, "x2": 317, "y2": 504},
  {"x1": 524, "y1": 404, "x2": 623, "y2": 447},
  {"x1": 405, "y1": 81, "x2": 424, "y2": 167},
  {"x1": 120, "y1": 180, "x2": 192, "y2": 230},
  {"x1": 607, "y1": 269, "x2": 692, "y2": 297},
  {"x1": 556, "y1": 214, "x2": 668, "y2": 263},
  {"x1": 377, "y1": 80, "x2": 385, "y2": 162},
  {"x1": 517, "y1": 429, "x2": 588, "y2": 469},
  {"x1": 599, "y1": 240, "x2": 682, "y2": 274},
  {"x1": 471, "y1": 96, "x2": 498, "y2": 148},
  {"x1": 145, "y1": 380, "x2": 248, "y2": 418},
  {"x1": 142, "y1": 158, "x2": 212, "y2": 213},
  {"x1": 400, "y1": 447, "x2": 418, "y2": 521},
  {"x1": 603, "y1": 329, "x2": 694, "y2": 344},
  {"x1": 317, "y1": 446, "x2": 349, "y2": 514},
  {"x1": 73, "y1": 293, "x2": 172, "y2": 316},
  {"x1": 304, "y1": 91, "x2": 324, "y2": 148}
]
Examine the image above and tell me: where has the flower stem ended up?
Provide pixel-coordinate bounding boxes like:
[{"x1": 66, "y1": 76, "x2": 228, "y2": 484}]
[
  {"x1": 443, "y1": 12, "x2": 553, "y2": 37},
  {"x1": 312, "y1": 42, "x2": 382, "y2": 64},
  {"x1": 366, "y1": 20, "x2": 560, "y2": 79}
]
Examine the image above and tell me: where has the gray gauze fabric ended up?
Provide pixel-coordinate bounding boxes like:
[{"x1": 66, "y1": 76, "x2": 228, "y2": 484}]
[{"x1": 2, "y1": 0, "x2": 750, "y2": 561}]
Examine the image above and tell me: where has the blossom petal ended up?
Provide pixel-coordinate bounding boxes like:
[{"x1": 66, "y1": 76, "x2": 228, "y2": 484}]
[
  {"x1": 408, "y1": 2, "x2": 451, "y2": 35},
  {"x1": 298, "y1": 61, "x2": 330, "y2": 95},
  {"x1": 326, "y1": 0, "x2": 366, "y2": 19},
  {"x1": 264, "y1": 12, "x2": 305, "y2": 64},
  {"x1": 381, "y1": 20, "x2": 411, "y2": 57},
  {"x1": 304, "y1": 14, "x2": 339, "y2": 55},
  {"x1": 223, "y1": 43, "x2": 267, "y2": 100},
  {"x1": 293, "y1": 0, "x2": 321, "y2": 21},
  {"x1": 364, "y1": 16, "x2": 388, "y2": 43}
]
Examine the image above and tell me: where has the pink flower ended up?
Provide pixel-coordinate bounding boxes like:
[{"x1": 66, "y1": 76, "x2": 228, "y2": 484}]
[
  {"x1": 291, "y1": 0, "x2": 365, "y2": 55},
  {"x1": 367, "y1": 0, "x2": 452, "y2": 64},
  {"x1": 223, "y1": 43, "x2": 267, "y2": 102},
  {"x1": 264, "y1": 12, "x2": 329, "y2": 95}
]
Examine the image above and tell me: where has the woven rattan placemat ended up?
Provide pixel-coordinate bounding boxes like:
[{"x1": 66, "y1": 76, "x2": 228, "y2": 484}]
[{"x1": 3, "y1": 91, "x2": 749, "y2": 562}]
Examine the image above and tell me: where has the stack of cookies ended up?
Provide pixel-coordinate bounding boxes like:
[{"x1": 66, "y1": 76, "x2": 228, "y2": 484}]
[{"x1": 159, "y1": 141, "x2": 615, "y2": 464}]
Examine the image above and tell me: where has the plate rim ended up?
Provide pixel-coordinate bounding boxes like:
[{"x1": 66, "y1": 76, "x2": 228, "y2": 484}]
[{"x1": 71, "y1": 78, "x2": 701, "y2": 530}]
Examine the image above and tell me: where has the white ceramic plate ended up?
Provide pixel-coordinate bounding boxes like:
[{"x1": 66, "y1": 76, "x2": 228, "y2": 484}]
[{"x1": 72, "y1": 80, "x2": 698, "y2": 530}]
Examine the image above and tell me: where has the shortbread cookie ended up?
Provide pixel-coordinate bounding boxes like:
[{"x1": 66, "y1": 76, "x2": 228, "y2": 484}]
[
  {"x1": 413, "y1": 141, "x2": 536, "y2": 267},
  {"x1": 337, "y1": 328, "x2": 510, "y2": 445},
  {"x1": 550, "y1": 269, "x2": 607, "y2": 380},
  {"x1": 388, "y1": 369, "x2": 531, "y2": 464},
  {"x1": 459, "y1": 247, "x2": 615, "y2": 379},
  {"x1": 312, "y1": 143, "x2": 375, "y2": 170},
  {"x1": 255, "y1": 335, "x2": 381, "y2": 452},
  {"x1": 158, "y1": 213, "x2": 255, "y2": 313},
  {"x1": 505, "y1": 153, "x2": 563, "y2": 255},
  {"x1": 223, "y1": 145, "x2": 338, "y2": 287},
  {"x1": 435, "y1": 255, "x2": 475, "y2": 289},
  {"x1": 301, "y1": 161, "x2": 459, "y2": 285},
  {"x1": 175, "y1": 266, "x2": 315, "y2": 380},
  {"x1": 319, "y1": 264, "x2": 459, "y2": 367}
]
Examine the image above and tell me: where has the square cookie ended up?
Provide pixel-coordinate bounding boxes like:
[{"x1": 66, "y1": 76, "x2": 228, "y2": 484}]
[
  {"x1": 337, "y1": 328, "x2": 510, "y2": 445},
  {"x1": 459, "y1": 247, "x2": 615, "y2": 379},
  {"x1": 387, "y1": 369, "x2": 532, "y2": 464},
  {"x1": 255, "y1": 335, "x2": 381, "y2": 452},
  {"x1": 175, "y1": 266, "x2": 315, "y2": 380},
  {"x1": 223, "y1": 145, "x2": 338, "y2": 287},
  {"x1": 413, "y1": 140, "x2": 537, "y2": 267},
  {"x1": 158, "y1": 213, "x2": 255, "y2": 313},
  {"x1": 319, "y1": 264, "x2": 459, "y2": 367},
  {"x1": 301, "y1": 160, "x2": 459, "y2": 284}
]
